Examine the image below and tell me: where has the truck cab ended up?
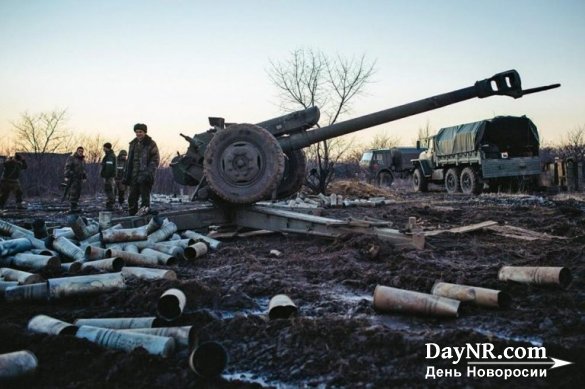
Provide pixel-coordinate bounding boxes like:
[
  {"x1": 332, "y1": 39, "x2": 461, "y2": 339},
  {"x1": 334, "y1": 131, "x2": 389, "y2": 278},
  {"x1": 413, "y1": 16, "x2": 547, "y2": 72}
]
[{"x1": 361, "y1": 147, "x2": 424, "y2": 186}]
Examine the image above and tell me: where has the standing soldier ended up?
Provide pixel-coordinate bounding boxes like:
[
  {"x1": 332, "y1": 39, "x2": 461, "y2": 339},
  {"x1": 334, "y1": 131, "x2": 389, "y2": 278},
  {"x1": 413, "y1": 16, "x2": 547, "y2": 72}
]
[
  {"x1": 0, "y1": 153, "x2": 27, "y2": 211},
  {"x1": 100, "y1": 142, "x2": 116, "y2": 211},
  {"x1": 115, "y1": 149, "x2": 128, "y2": 208},
  {"x1": 124, "y1": 123, "x2": 159, "y2": 216},
  {"x1": 64, "y1": 146, "x2": 86, "y2": 213}
]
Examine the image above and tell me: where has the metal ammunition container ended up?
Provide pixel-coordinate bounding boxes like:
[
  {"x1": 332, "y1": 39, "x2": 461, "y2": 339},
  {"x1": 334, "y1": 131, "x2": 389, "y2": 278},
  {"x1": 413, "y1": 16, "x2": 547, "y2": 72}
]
[
  {"x1": 10, "y1": 231, "x2": 46, "y2": 250},
  {"x1": 373, "y1": 285, "x2": 460, "y2": 318},
  {"x1": 80, "y1": 257, "x2": 125, "y2": 272},
  {"x1": 0, "y1": 350, "x2": 38, "y2": 381},
  {"x1": 123, "y1": 244, "x2": 139, "y2": 253},
  {"x1": 431, "y1": 282, "x2": 511, "y2": 308},
  {"x1": 0, "y1": 268, "x2": 44, "y2": 285},
  {"x1": 75, "y1": 325, "x2": 175, "y2": 357},
  {"x1": 118, "y1": 326, "x2": 196, "y2": 349},
  {"x1": 31, "y1": 248, "x2": 58, "y2": 256},
  {"x1": 121, "y1": 266, "x2": 177, "y2": 281},
  {"x1": 498, "y1": 266, "x2": 572, "y2": 288},
  {"x1": 157, "y1": 288, "x2": 186, "y2": 321},
  {"x1": 85, "y1": 246, "x2": 109, "y2": 261},
  {"x1": 32, "y1": 219, "x2": 48, "y2": 239},
  {"x1": 60, "y1": 261, "x2": 82, "y2": 273},
  {"x1": 47, "y1": 272, "x2": 126, "y2": 299},
  {"x1": 144, "y1": 215, "x2": 164, "y2": 234},
  {"x1": 147, "y1": 221, "x2": 178, "y2": 244},
  {"x1": 70, "y1": 216, "x2": 95, "y2": 240},
  {"x1": 182, "y1": 230, "x2": 222, "y2": 250},
  {"x1": 0, "y1": 237, "x2": 33, "y2": 257},
  {"x1": 101, "y1": 226, "x2": 149, "y2": 243},
  {"x1": 184, "y1": 242, "x2": 208, "y2": 260},
  {"x1": 0, "y1": 280, "x2": 19, "y2": 292},
  {"x1": 189, "y1": 341, "x2": 228, "y2": 377},
  {"x1": 52, "y1": 227, "x2": 76, "y2": 239},
  {"x1": 74, "y1": 317, "x2": 159, "y2": 329},
  {"x1": 150, "y1": 242, "x2": 184, "y2": 258},
  {"x1": 106, "y1": 249, "x2": 159, "y2": 267},
  {"x1": 27, "y1": 314, "x2": 77, "y2": 335},
  {"x1": 98, "y1": 211, "x2": 113, "y2": 230},
  {"x1": 140, "y1": 248, "x2": 177, "y2": 266},
  {"x1": 12, "y1": 253, "x2": 61, "y2": 271},
  {"x1": 0, "y1": 220, "x2": 34, "y2": 237},
  {"x1": 268, "y1": 294, "x2": 298, "y2": 320},
  {"x1": 49, "y1": 236, "x2": 85, "y2": 262},
  {"x1": 4, "y1": 282, "x2": 49, "y2": 302}
]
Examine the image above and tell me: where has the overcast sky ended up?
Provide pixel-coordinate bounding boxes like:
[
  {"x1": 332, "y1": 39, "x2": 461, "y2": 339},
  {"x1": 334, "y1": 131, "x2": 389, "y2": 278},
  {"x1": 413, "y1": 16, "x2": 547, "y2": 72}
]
[{"x1": 1, "y1": 0, "x2": 583, "y2": 155}]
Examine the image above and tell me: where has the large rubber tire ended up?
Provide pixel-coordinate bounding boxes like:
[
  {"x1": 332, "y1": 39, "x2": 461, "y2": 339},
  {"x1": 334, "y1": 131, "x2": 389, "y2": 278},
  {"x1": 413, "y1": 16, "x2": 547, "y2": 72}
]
[
  {"x1": 413, "y1": 168, "x2": 428, "y2": 192},
  {"x1": 445, "y1": 168, "x2": 461, "y2": 194},
  {"x1": 460, "y1": 167, "x2": 482, "y2": 195},
  {"x1": 276, "y1": 149, "x2": 307, "y2": 199},
  {"x1": 204, "y1": 124, "x2": 285, "y2": 204},
  {"x1": 377, "y1": 171, "x2": 394, "y2": 187}
]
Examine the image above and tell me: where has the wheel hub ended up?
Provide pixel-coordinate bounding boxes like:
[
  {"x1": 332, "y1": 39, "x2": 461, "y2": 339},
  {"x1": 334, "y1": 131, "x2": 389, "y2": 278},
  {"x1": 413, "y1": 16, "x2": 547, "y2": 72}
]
[{"x1": 220, "y1": 142, "x2": 262, "y2": 184}]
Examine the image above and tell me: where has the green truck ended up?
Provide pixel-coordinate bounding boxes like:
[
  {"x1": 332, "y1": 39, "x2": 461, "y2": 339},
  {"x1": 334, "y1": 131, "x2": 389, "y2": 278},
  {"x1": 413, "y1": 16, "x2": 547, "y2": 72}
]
[{"x1": 411, "y1": 116, "x2": 541, "y2": 194}]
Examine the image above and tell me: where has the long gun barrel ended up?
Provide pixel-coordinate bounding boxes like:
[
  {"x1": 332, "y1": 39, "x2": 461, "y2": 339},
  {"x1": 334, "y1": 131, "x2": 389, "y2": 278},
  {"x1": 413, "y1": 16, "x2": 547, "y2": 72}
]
[{"x1": 278, "y1": 70, "x2": 560, "y2": 152}]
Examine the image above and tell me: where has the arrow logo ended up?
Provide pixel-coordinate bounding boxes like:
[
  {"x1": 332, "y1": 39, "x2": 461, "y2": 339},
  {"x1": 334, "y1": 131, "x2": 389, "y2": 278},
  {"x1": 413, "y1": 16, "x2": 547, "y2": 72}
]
[{"x1": 468, "y1": 357, "x2": 573, "y2": 370}]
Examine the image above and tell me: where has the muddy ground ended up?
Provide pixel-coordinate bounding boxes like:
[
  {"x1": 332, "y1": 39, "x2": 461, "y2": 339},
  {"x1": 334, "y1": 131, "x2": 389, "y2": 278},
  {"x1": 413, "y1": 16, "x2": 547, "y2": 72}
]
[{"x1": 0, "y1": 183, "x2": 584, "y2": 388}]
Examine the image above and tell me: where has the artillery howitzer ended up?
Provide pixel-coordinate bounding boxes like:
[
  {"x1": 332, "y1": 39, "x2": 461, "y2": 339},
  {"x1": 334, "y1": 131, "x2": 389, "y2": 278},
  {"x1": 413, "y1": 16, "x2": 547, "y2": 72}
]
[{"x1": 171, "y1": 70, "x2": 559, "y2": 204}]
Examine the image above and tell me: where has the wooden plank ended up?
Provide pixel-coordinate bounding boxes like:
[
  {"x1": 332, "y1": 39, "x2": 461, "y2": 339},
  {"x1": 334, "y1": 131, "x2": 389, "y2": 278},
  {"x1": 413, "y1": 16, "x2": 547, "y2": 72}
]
[{"x1": 424, "y1": 221, "x2": 498, "y2": 236}]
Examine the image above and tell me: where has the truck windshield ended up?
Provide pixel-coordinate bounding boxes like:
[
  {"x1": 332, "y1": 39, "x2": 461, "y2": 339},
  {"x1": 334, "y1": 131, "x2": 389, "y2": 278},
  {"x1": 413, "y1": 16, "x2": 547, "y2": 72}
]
[{"x1": 360, "y1": 152, "x2": 373, "y2": 166}]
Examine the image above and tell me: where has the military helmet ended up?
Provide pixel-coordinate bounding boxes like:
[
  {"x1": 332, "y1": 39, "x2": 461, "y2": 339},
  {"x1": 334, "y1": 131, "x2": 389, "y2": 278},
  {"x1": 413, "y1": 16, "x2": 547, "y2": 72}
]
[{"x1": 119, "y1": 150, "x2": 128, "y2": 157}]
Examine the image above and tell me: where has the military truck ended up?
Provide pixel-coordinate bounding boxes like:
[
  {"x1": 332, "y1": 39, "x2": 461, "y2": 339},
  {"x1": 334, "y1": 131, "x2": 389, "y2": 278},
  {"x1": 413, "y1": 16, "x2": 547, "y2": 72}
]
[
  {"x1": 411, "y1": 116, "x2": 541, "y2": 194},
  {"x1": 360, "y1": 147, "x2": 423, "y2": 186}
]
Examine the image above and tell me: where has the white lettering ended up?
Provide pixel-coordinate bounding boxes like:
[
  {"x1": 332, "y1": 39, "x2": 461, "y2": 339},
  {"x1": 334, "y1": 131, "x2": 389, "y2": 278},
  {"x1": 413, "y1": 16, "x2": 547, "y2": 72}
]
[
  {"x1": 426, "y1": 343, "x2": 441, "y2": 359},
  {"x1": 425, "y1": 366, "x2": 436, "y2": 379}
]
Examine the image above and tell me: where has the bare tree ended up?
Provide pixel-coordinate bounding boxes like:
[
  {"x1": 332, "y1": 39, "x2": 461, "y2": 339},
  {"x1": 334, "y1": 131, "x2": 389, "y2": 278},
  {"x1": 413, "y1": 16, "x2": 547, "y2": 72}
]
[
  {"x1": 367, "y1": 131, "x2": 401, "y2": 150},
  {"x1": 559, "y1": 125, "x2": 585, "y2": 161},
  {"x1": 268, "y1": 48, "x2": 376, "y2": 193},
  {"x1": 12, "y1": 109, "x2": 75, "y2": 154}
]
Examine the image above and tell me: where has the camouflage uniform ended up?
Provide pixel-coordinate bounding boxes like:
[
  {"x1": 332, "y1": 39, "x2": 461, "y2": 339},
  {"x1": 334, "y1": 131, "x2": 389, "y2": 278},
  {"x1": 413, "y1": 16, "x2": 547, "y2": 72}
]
[
  {"x1": 64, "y1": 151, "x2": 86, "y2": 211},
  {"x1": 0, "y1": 155, "x2": 27, "y2": 209},
  {"x1": 115, "y1": 150, "x2": 127, "y2": 205},
  {"x1": 124, "y1": 134, "x2": 159, "y2": 216},
  {"x1": 101, "y1": 148, "x2": 117, "y2": 210}
]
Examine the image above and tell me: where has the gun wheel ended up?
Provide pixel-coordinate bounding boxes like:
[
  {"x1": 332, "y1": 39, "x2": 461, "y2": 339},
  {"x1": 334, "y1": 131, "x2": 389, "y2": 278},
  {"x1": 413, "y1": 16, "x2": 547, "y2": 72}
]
[
  {"x1": 204, "y1": 124, "x2": 285, "y2": 204},
  {"x1": 276, "y1": 149, "x2": 307, "y2": 199}
]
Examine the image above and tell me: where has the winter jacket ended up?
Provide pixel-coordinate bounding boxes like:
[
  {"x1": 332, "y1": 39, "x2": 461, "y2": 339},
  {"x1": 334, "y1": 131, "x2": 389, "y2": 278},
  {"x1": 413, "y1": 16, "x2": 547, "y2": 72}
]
[
  {"x1": 100, "y1": 150, "x2": 117, "y2": 178},
  {"x1": 116, "y1": 154, "x2": 127, "y2": 180},
  {"x1": 1, "y1": 157, "x2": 27, "y2": 181},
  {"x1": 64, "y1": 154, "x2": 86, "y2": 181},
  {"x1": 124, "y1": 135, "x2": 160, "y2": 184}
]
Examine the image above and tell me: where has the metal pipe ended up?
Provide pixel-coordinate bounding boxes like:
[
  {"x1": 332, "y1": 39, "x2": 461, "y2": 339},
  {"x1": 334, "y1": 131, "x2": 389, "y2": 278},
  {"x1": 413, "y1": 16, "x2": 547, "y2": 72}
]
[
  {"x1": 31, "y1": 248, "x2": 58, "y2": 256},
  {"x1": 373, "y1": 285, "x2": 460, "y2": 318},
  {"x1": 144, "y1": 215, "x2": 164, "y2": 234},
  {"x1": 118, "y1": 326, "x2": 197, "y2": 349},
  {"x1": 123, "y1": 244, "x2": 139, "y2": 253},
  {"x1": 431, "y1": 282, "x2": 511, "y2": 309},
  {"x1": 150, "y1": 242, "x2": 184, "y2": 258},
  {"x1": 0, "y1": 268, "x2": 44, "y2": 285},
  {"x1": 121, "y1": 266, "x2": 177, "y2": 281},
  {"x1": 11, "y1": 253, "x2": 60, "y2": 271},
  {"x1": 80, "y1": 257, "x2": 125, "y2": 272},
  {"x1": 10, "y1": 231, "x2": 47, "y2": 250},
  {"x1": 268, "y1": 294, "x2": 298, "y2": 319},
  {"x1": 107, "y1": 249, "x2": 159, "y2": 266},
  {"x1": 47, "y1": 272, "x2": 126, "y2": 299},
  {"x1": 98, "y1": 211, "x2": 113, "y2": 230},
  {"x1": 140, "y1": 248, "x2": 178, "y2": 266},
  {"x1": 157, "y1": 288, "x2": 186, "y2": 321},
  {"x1": 147, "y1": 221, "x2": 178, "y2": 244},
  {"x1": 101, "y1": 226, "x2": 149, "y2": 243},
  {"x1": 182, "y1": 230, "x2": 222, "y2": 250},
  {"x1": 0, "y1": 280, "x2": 19, "y2": 292},
  {"x1": 0, "y1": 237, "x2": 33, "y2": 257},
  {"x1": 4, "y1": 282, "x2": 49, "y2": 302},
  {"x1": 75, "y1": 325, "x2": 175, "y2": 357},
  {"x1": 79, "y1": 232, "x2": 102, "y2": 248},
  {"x1": 498, "y1": 266, "x2": 571, "y2": 288},
  {"x1": 69, "y1": 216, "x2": 94, "y2": 240},
  {"x1": 189, "y1": 341, "x2": 228, "y2": 377},
  {"x1": 74, "y1": 317, "x2": 160, "y2": 329},
  {"x1": 0, "y1": 220, "x2": 34, "y2": 237},
  {"x1": 169, "y1": 233, "x2": 181, "y2": 241},
  {"x1": 52, "y1": 227, "x2": 76, "y2": 239},
  {"x1": 27, "y1": 314, "x2": 77, "y2": 335},
  {"x1": 85, "y1": 246, "x2": 109, "y2": 261},
  {"x1": 183, "y1": 242, "x2": 208, "y2": 260},
  {"x1": 49, "y1": 236, "x2": 85, "y2": 262},
  {"x1": 0, "y1": 350, "x2": 38, "y2": 381}
]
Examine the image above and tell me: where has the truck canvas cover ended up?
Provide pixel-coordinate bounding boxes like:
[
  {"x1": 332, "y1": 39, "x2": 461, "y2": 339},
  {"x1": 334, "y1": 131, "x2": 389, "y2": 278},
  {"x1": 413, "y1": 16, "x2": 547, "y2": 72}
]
[{"x1": 434, "y1": 116, "x2": 539, "y2": 155}]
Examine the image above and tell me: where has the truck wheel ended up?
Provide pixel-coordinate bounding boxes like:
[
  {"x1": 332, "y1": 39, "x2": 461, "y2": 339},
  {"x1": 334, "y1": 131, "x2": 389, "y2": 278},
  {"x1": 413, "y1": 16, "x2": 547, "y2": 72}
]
[
  {"x1": 413, "y1": 168, "x2": 428, "y2": 192},
  {"x1": 460, "y1": 167, "x2": 482, "y2": 195},
  {"x1": 377, "y1": 171, "x2": 394, "y2": 187},
  {"x1": 204, "y1": 123, "x2": 285, "y2": 204},
  {"x1": 445, "y1": 168, "x2": 461, "y2": 194}
]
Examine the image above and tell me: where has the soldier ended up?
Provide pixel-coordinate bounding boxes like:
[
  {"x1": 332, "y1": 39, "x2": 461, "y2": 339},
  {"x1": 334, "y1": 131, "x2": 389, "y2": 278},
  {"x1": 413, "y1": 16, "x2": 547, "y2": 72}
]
[
  {"x1": 0, "y1": 153, "x2": 27, "y2": 210},
  {"x1": 64, "y1": 146, "x2": 87, "y2": 213},
  {"x1": 115, "y1": 149, "x2": 128, "y2": 207},
  {"x1": 100, "y1": 142, "x2": 116, "y2": 210},
  {"x1": 124, "y1": 123, "x2": 159, "y2": 216}
]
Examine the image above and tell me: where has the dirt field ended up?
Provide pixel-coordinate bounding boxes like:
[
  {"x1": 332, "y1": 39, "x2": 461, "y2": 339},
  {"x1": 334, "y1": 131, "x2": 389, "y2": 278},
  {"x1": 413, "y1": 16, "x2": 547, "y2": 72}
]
[{"x1": 1, "y1": 184, "x2": 584, "y2": 388}]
